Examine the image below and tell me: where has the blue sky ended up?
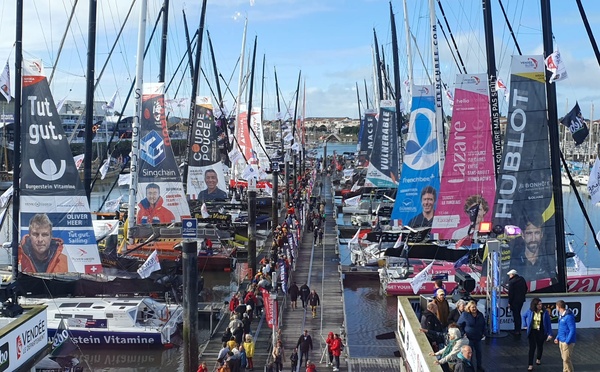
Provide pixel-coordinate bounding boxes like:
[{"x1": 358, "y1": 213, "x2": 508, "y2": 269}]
[{"x1": 0, "y1": 0, "x2": 600, "y2": 121}]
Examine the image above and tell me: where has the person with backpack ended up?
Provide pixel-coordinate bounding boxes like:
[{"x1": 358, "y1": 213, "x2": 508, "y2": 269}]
[{"x1": 330, "y1": 333, "x2": 344, "y2": 371}]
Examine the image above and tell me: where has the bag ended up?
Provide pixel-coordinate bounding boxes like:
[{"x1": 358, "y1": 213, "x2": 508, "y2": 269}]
[{"x1": 340, "y1": 343, "x2": 344, "y2": 351}]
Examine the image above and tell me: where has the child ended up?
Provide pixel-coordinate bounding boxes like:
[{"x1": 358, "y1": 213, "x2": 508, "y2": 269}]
[{"x1": 290, "y1": 347, "x2": 299, "y2": 372}]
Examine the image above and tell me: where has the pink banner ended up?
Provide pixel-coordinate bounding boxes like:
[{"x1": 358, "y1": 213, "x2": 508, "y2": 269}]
[
  {"x1": 236, "y1": 108, "x2": 253, "y2": 161},
  {"x1": 260, "y1": 288, "x2": 278, "y2": 329},
  {"x1": 432, "y1": 74, "x2": 496, "y2": 240}
]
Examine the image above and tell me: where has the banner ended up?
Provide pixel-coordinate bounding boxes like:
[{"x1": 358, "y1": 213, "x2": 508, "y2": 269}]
[
  {"x1": 588, "y1": 157, "x2": 600, "y2": 205},
  {"x1": 432, "y1": 74, "x2": 496, "y2": 240},
  {"x1": 357, "y1": 110, "x2": 377, "y2": 167},
  {"x1": 365, "y1": 101, "x2": 399, "y2": 187},
  {"x1": 410, "y1": 261, "x2": 434, "y2": 294},
  {"x1": 491, "y1": 55, "x2": 556, "y2": 286},
  {"x1": 391, "y1": 85, "x2": 440, "y2": 226},
  {"x1": 137, "y1": 250, "x2": 161, "y2": 278}
]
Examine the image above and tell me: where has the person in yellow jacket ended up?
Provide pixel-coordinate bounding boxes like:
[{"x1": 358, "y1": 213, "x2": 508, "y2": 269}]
[{"x1": 243, "y1": 334, "x2": 255, "y2": 371}]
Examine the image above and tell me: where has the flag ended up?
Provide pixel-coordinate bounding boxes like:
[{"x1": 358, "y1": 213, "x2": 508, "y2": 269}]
[
  {"x1": 284, "y1": 132, "x2": 294, "y2": 142},
  {"x1": 445, "y1": 88, "x2": 454, "y2": 107},
  {"x1": 454, "y1": 253, "x2": 470, "y2": 269},
  {"x1": 410, "y1": 261, "x2": 434, "y2": 294},
  {"x1": 137, "y1": 250, "x2": 161, "y2": 278},
  {"x1": 393, "y1": 233, "x2": 403, "y2": 248},
  {"x1": 56, "y1": 96, "x2": 67, "y2": 112},
  {"x1": 104, "y1": 195, "x2": 123, "y2": 212},
  {"x1": 242, "y1": 164, "x2": 258, "y2": 180},
  {"x1": 200, "y1": 203, "x2": 210, "y2": 218},
  {"x1": 73, "y1": 153, "x2": 85, "y2": 170},
  {"x1": 229, "y1": 147, "x2": 243, "y2": 164},
  {"x1": 567, "y1": 240, "x2": 587, "y2": 275},
  {"x1": 102, "y1": 90, "x2": 118, "y2": 111},
  {"x1": 0, "y1": 186, "x2": 12, "y2": 208},
  {"x1": 0, "y1": 61, "x2": 10, "y2": 102},
  {"x1": 349, "y1": 228, "x2": 361, "y2": 245},
  {"x1": 587, "y1": 157, "x2": 600, "y2": 204},
  {"x1": 291, "y1": 142, "x2": 300, "y2": 152},
  {"x1": 50, "y1": 319, "x2": 77, "y2": 357},
  {"x1": 99, "y1": 158, "x2": 110, "y2": 179},
  {"x1": 560, "y1": 102, "x2": 589, "y2": 145},
  {"x1": 344, "y1": 195, "x2": 361, "y2": 207},
  {"x1": 495, "y1": 78, "x2": 510, "y2": 103},
  {"x1": 545, "y1": 49, "x2": 568, "y2": 83},
  {"x1": 118, "y1": 173, "x2": 131, "y2": 186},
  {"x1": 264, "y1": 184, "x2": 273, "y2": 196}
]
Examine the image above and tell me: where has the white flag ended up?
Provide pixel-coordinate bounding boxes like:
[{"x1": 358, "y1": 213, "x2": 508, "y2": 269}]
[
  {"x1": 118, "y1": 173, "x2": 131, "y2": 186},
  {"x1": 99, "y1": 159, "x2": 110, "y2": 180},
  {"x1": 587, "y1": 157, "x2": 600, "y2": 205},
  {"x1": 73, "y1": 154, "x2": 85, "y2": 170},
  {"x1": 229, "y1": 147, "x2": 243, "y2": 164},
  {"x1": 344, "y1": 195, "x2": 361, "y2": 207},
  {"x1": 284, "y1": 132, "x2": 294, "y2": 142},
  {"x1": 567, "y1": 240, "x2": 587, "y2": 275},
  {"x1": 545, "y1": 49, "x2": 568, "y2": 83},
  {"x1": 410, "y1": 261, "x2": 434, "y2": 294},
  {"x1": 291, "y1": 142, "x2": 300, "y2": 152},
  {"x1": 56, "y1": 96, "x2": 67, "y2": 112},
  {"x1": 200, "y1": 203, "x2": 210, "y2": 218},
  {"x1": 349, "y1": 228, "x2": 361, "y2": 245},
  {"x1": 393, "y1": 233, "x2": 403, "y2": 249},
  {"x1": 102, "y1": 90, "x2": 118, "y2": 111},
  {"x1": 0, "y1": 186, "x2": 13, "y2": 208},
  {"x1": 137, "y1": 250, "x2": 161, "y2": 279},
  {"x1": 0, "y1": 61, "x2": 10, "y2": 102},
  {"x1": 495, "y1": 78, "x2": 510, "y2": 103},
  {"x1": 242, "y1": 164, "x2": 258, "y2": 180},
  {"x1": 104, "y1": 195, "x2": 123, "y2": 212},
  {"x1": 263, "y1": 184, "x2": 273, "y2": 196}
]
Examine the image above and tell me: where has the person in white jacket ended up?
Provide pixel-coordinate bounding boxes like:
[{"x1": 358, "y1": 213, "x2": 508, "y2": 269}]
[{"x1": 429, "y1": 326, "x2": 468, "y2": 372}]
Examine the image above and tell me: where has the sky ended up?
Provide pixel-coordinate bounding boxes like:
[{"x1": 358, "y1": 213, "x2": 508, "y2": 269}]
[{"x1": 1, "y1": 0, "x2": 600, "y2": 121}]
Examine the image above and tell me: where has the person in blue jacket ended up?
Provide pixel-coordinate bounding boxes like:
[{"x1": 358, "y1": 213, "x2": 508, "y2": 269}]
[
  {"x1": 522, "y1": 298, "x2": 553, "y2": 371},
  {"x1": 554, "y1": 300, "x2": 576, "y2": 372},
  {"x1": 457, "y1": 300, "x2": 486, "y2": 372}
]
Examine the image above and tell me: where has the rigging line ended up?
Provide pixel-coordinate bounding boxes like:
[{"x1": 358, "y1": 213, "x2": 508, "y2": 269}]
[
  {"x1": 32, "y1": 0, "x2": 52, "y2": 64},
  {"x1": 167, "y1": 35, "x2": 197, "y2": 95},
  {"x1": 436, "y1": 0, "x2": 467, "y2": 74},
  {"x1": 437, "y1": 19, "x2": 463, "y2": 74},
  {"x1": 575, "y1": 0, "x2": 600, "y2": 69},
  {"x1": 497, "y1": 0, "x2": 522, "y2": 55},
  {"x1": 49, "y1": 0, "x2": 79, "y2": 85},
  {"x1": 410, "y1": 32, "x2": 433, "y2": 85}
]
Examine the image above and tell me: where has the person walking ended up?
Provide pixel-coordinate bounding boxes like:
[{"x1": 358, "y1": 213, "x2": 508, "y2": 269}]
[
  {"x1": 307, "y1": 289, "x2": 320, "y2": 318},
  {"x1": 457, "y1": 301, "x2": 486, "y2": 372},
  {"x1": 290, "y1": 347, "x2": 299, "y2": 372},
  {"x1": 272, "y1": 339, "x2": 285, "y2": 372},
  {"x1": 554, "y1": 300, "x2": 576, "y2": 372},
  {"x1": 296, "y1": 329, "x2": 313, "y2": 368},
  {"x1": 522, "y1": 298, "x2": 553, "y2": 371},
  {"x1": 243, "y1": 334, "x2": 255, "y2": 371},
  {"x1": 318, "y1": 228, "x2": 324, "y2": 246},
  {"x1": 507, "y1": 269, "x2": 528, "y2": 335},
  {"x1": 299, "y1": 283, "x2": 310, "y2": 309},
  {"x1": 313, "y1": 227, "x2": 319, "y2": 245},
  {"x1": 289, "y1": 282, "x2": 299, "y2": 310}
]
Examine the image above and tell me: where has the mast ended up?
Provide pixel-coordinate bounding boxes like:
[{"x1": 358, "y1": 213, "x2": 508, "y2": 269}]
[
  {"x1": 84, "y1": 0, "x2": 97, "y2": 202},
  {"x1": 541, "y1": 0, "x2": 567, "y2": 292},
  {"x1": 291, "y1": 71, "x2": 301, "y2": 192},
  {"x1": 482, "y1": 0, "x2": 503, "y2": 178},
  {"x1": 364, "y1": 79, "x2": 370, "y2": 110},
  {"x1": 233, "y1": 19, "x2": 248, "y2": 180},
  {"x1": 11, "y1": 0, "x2": 23, "y2": 279},
  {"x1": 127, "y1": 0, "x2": 148, "y2": 232},
  {"x1": 158, "y1": 0, "x2": 169, "y2": 83},
  {"x1": 402, "y1": 0, "x2": 414, "y2": 111},
  {"x1": 246, "y1": 36, "x2": 257, "y2": 163},
  {"x1": 207, "y1": 31, "x2": 224, "y2": 109},
  {"x1": 429, "y1": 0, "x2": 445, "y2": 170},
  {"x1": 355, "y1": 82, "x2": 361, "y2": 121},
  {"x1": 373, "y1": 29, "x2": 384, "y2": 102},
  {"x1": 274, "y1": 67, "x2": 283, "y2": 151},
  {"x1": 390, "y1": 2, "x2": 404, "y2": 162}
]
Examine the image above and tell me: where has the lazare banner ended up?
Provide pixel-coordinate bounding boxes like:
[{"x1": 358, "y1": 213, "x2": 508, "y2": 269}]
[
  {"x1": 391, "y1": 86, "x2": 440, "y2": 224},
  {"x1": 491, "y1": 55, "x2": 556, "y2": 286},
  {"x1": 19, "y1": 59, "x2": 102, "y2": 274},
  {"x1": 365, "y1": 101, "x2": 399, "y2": 188},
  {"x1": 432, "y1": 74, "x2": 496, "y2": 240},
  {"x1": 137, "y1": 83, "x2": 190, "y2": 223}
]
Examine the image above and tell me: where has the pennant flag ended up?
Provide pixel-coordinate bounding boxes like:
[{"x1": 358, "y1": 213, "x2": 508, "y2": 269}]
[
  {"x1": 102, "y1": 90, "x2": 118, "y2": 111},
  {"x1": 229, "y1": 147, "x2": 244, "y2": 164},
  {"x1": 454, "y1": 253, "x2": 470, "y2": 269},
  {"x1": 137, "y1": 250, "x2": 161, "y2": 278},
  {"x1": 344, "y1": 195, "x2": 361, "y2": 207},
  {"x1": 99, "y1": 158, "x2": 110, "y2": 179},
  {"x1": 73, "y1": 154, "x2": 85, "y2": 170},
  {"x1": 560, "y1": 102, "x2": 589, "y2": 145},
  {"x1": 348, "y1": 228, "x2": 361, "y2": 245},
  {"x1": 545, "y1": 49, "x2": 568, "y2": 83},
  {"x1": 50, "y1": 319, "x2": 77, "y2": 357},
  {"x1": 200, "y1": 203, "x2": 210, "y2": 218},
  {"x1": 410, "y1": 261, "x2": 434, "y2": 294},
  {"x1": 445, "y1": 88, "x2": 454, "y2": 107},
  {"x1": 104, "y1": 195, "x2": 123, "y2": 212},
  {"x1": 393, "y1": 233, "x2": 403, "y2": 248},
  {"x1": 242, "y1": 164, "x2": 258, "y2": 180},
  {"x1": 55, "y1": 96, "x2": 67, "y2": 112},
  {"x1": 118, "y1": 173, "x2": 131, "y2": 186},
  {"x1": 264, "y1": 184, "x2": 273, "y2": 196},
  {"x1": 567, "y1": 240, "x2": 587, "y2": 275},
  {"x1": 495, "y1": 78, "x2": 510, "y2": 102},
  {"x1": 587, "y1": 157, "x2": 600, "y2": 204},
  {"x1": 0, "y1": 61, "x2": 10, "y2": 102}
]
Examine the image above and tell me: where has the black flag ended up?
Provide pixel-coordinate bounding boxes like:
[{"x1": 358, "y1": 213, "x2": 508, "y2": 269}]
[
  {"x1": 560, "y1": 102, "x2": 589, "y2": 145},
  {"x1": 467, "y1": 203, "x2": 480, "y2": 235}
]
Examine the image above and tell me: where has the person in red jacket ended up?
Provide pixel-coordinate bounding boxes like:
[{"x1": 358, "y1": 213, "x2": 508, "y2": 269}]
[
  {"x1": 305, "y1": 360, "x2": 317, "y2": 372},
  {"x1": 19, "y1": 213, "x2": 69, "y2": 273},
  {"x1": 229, "y1": 293, "x2": 240, "y2": 313},
  {"x1": 137, "y1": 183, "x2": 175, "y2": 224},
  {"x1": 330, "y1": 333, "x2": 344, "y2": 371},
  {"x1": 325, "y1": 332, "x2": 335, "y2": 366}
]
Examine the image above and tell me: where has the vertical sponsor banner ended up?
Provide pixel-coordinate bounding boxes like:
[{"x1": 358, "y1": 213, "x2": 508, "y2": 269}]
[
  {"x1": 20, "y1": 59, "x2": 101, "y2": 274},
  {"x1": 236, "y1": 104, "x2": 253, "y2": 162},
  {"x1": 365, "y1": 100, "x2": 399, "y2": 187},
  {"x1": 391, "y1": 85, "x2": 440, "y2": 225},
  {"x1": 357, "y1": 110, "x2": 377, "y2": 167},
  {"x1": 432, "y1": 74, "x2": 496, "y2": 239},
  {"x1": 249, "y1": 108, "x2": 269, "y2": 171},
  {"x1": 137, "y1": 83, "x2": 190, "y2": 223},
  {"x1": 187, "y1": 97, "x2": 228, "y2": 201},
  {"x1": 491, "y1": 55, "x2": 556, "y2": 286}
]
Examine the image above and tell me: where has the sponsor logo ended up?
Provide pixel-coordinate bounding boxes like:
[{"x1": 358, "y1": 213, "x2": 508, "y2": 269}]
[
  {"x1": 140, "y1": 131, "x2": 166, "y2": 167},
  {"x1": 547, "y1": 302, "x2": 581, "y2": 323},
  {"x1": 595, "y1": 302, "x2": 600, "y2": 322},
  {"x1": 15, "y1": 335, "x2": 22, "y2": 360},
  {"x1": 0, "y1": 342, "x2": 9, "y2": 372},
  {"x1": 520, "y1": 57, "x2": 539, "y2": 69}
]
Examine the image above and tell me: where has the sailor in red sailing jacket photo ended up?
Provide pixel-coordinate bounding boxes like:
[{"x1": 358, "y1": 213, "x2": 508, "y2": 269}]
[
  {"x1": 19, "y1": 213, "x2": 69, "y2": 273},
  {"x1": 137, "y1": 183, "x2": 175, "y2": 224}
]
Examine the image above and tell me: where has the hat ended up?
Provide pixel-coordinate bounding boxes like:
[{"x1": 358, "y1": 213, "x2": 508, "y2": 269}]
[{"x1": 507, "y1": 269, "x2": 518, "y2": 276}]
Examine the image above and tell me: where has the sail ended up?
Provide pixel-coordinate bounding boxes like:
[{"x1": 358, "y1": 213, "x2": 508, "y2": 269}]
[
  {"x1": 357, "y1": 109, "x2": 377, "y2": 167},
  {"x1": 391, "y1": 85, "x2": 440, "y2": 227},
  {"x1": 365, "y1": 100, "x2": 399, "y2": 187},
  {"x1": 432, "y1": 74, "x2": 496, "y2": 240},
  {"x1": 492, "y1": 55, "x2": 556, "y2": 285},
  {"x1": 136, "y1": 83, "x2": 190, "y2": 224},
  {"x1": 19, "y1": 59, "x2": 102, "y2": 274},
  {"x1": 186, "y1": 96, "x2": 229, "y2": 202}
]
